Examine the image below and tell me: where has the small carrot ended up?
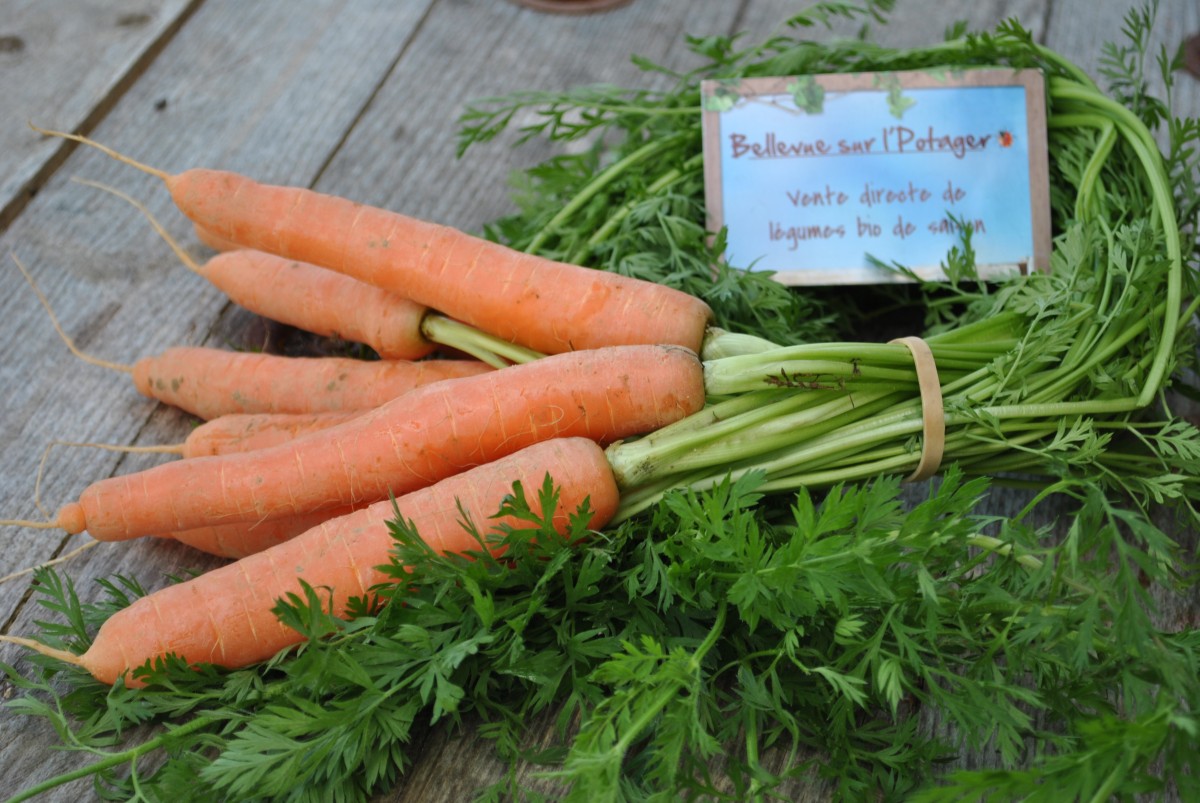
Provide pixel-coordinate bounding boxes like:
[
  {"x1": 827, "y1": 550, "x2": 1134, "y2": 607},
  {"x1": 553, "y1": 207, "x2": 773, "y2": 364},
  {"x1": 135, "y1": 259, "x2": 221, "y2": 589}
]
[
  {"x1": 2, "y1": 437, "x2": 620, "y2": 685},
  {"x1": 38, "y1": 414, "x2": 355, "y2": 463},
  {"x1": 80, "y1": 178, "x2": 437, "y2": 361},
  {"x1": 17, "y1": 344, "x2": 702, "y2": 541},
  {"x1": 130, "y1": 347, "x2": 491, "y2": 419},
  {"x1": 30, "y1": 415, "x2": 360, "y2": 515},
  {"x1": 180, "y1": 410, "x2": 362, "y2": 456},
  {"x1": 37, "y1": 127, "x2": 714, "y2": 355}
]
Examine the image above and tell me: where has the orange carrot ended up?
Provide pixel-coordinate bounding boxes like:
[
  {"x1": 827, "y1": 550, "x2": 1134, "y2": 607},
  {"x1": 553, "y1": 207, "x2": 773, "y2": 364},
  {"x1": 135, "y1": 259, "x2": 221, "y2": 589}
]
[
  {"x1": 40, "y1": 344, "x2": 702, "y2": 541},
  {"x1": 181, "y1": 410, "x2": 361, "y2": 456},
  {"x1": 190, "y1": 181, "x2": 714, "y2": 355},
  {"x1": 203, "y1": 250, "x2": 435, "y2": 360},
  {"x1": 38, "y1": 128, "x2": 714, "y2": 355},
  {"x1": 131, "y1": 347, "x2": 490, "y2": 419},
  {"x1": 29, "y1": 425, "x2": 364, "y2": 558},
  {"x1": 81, "y1": 179, "x2": 541, "y2": 370},
  {"x1": 6, "y1": 437, "x2": 619, "y2": 685},
  {"x1": 31, "y1": 415, "x2": 360, "y2": 511}
]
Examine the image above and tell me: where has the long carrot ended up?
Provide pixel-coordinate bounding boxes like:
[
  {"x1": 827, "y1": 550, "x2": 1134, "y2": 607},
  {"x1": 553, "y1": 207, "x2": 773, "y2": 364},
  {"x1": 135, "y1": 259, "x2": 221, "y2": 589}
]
[
  {"x1": 29, "y1": 422, "x2": 364, "y2": 559},
  {"x1": 33, "y1": 344, "x2": 702, "y2": 540},
  {"x1": 38, "y1": 128, "x2": 714, "y2": 355},
  {"x1": 3, "y1": 437, "x2": 619, "y2": 686}
]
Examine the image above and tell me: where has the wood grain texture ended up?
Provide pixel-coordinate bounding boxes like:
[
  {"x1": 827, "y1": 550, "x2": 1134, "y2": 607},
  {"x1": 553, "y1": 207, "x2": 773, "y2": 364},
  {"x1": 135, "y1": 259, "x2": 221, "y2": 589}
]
[
  {"x1": 0, "y1": 0, "x2": 1196, "y2": 799},
  {"x1": 0, "y1": 1, "x2": 437, "y2": 797},
  {"x1": 0, "y1": 0, "x2": 201, "y2": 229}
]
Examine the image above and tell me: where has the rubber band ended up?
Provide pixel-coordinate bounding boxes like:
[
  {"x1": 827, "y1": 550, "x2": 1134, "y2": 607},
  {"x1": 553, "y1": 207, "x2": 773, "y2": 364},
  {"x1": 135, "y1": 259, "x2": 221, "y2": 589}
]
[{"x1": 889, "y1": 336, "x2": 945, "y2": 482}]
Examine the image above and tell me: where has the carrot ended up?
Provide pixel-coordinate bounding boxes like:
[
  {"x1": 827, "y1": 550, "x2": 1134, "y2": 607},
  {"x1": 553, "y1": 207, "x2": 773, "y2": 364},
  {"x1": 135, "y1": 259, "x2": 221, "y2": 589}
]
[
  {"x1": 28, "y1": 426, "x2": 364, "y2": 559},
  {"x1": 192, "y1": 227, "x2": 549, "y2": 370},
  {"x1": 3, "y1": 437, "x2": 619, "y2": 686},
  {"x1": 130, "y1": 347, "x2": 491, "y2": 419},
  {"x1": 201, "y1": 250, "x2": 435, "y2": 360},
  {"x1": 38, "y1": 128, "x2": 714, "y2": 355},
  {"x1": 181, "y1": 410, "x2": 362, "y2": 456},
  {"x1": 43, "y1": 413, "x2": 356, "y2": 462},
  {"x1": 32, "y1": 344, "x2": 702, "y2": 541},
  {"x1": 12, "y1": 251, "x2": 490, "y2": 418}
]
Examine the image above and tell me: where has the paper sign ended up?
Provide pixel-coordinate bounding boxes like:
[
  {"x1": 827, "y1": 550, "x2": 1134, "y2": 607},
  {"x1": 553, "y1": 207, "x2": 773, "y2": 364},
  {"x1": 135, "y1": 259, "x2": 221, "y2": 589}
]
[{"x1": 701, "y1": 69, "x2": 1051, "y2": 284}]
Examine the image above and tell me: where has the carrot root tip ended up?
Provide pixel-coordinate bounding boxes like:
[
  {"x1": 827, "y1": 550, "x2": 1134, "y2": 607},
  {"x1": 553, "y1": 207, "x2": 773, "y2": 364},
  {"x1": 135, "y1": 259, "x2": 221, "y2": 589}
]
[
  {"x1": 57, "y1": 503, "x2": 87, "y2": 535},
  {"x1": 0, "y1": 635, "x2": 86, "y2": 667}
]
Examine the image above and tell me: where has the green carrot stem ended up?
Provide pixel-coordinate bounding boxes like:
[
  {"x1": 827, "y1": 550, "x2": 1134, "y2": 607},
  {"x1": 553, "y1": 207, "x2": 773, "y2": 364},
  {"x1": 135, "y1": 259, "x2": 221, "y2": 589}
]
[
  {"x1": 420, "y1": 315, "x2": 544, "y2": 368},
  {"x1": 701, "y1": 341, "x2": 1009, "y2": 396},
  {"x1": 608, "y1": 388, "x2": 894, "y2": 488},
  {"x1": 615, "y1": 390, "x2": 905, "y2": 487},
  {"x1": 1049, "y1": 78, "x2": 1182, "y2": 408},
  {"x1": 573, "y1": 152, "x2": 705, "y2": 263},
  {"x1": 3, "y1": 715, "x2": 217, "y2": 803},
  {"x1": 525, "y1": 134, "x2": 683, "y2": 255},
  {"x1": 699, "y1": 328, "x2": 784, "y2": 360}
]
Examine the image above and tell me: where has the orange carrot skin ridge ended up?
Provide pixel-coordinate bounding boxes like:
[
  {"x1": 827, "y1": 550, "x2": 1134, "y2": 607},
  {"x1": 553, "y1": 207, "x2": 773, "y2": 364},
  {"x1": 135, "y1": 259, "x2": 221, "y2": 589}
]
[
  {"x1": 181, "y1": 411, "x2": 362, "y2": 457},
  {"x1": 196, "y1": 244, "x2": 435, "y2": 361},
  {"x1": 170, "y1": 503, "x2": 360, "y2": 558},
  {"x1": 133, "y1": 347, "x2": 490, "y2": 419},
  {"x1": 58, "y1": 344, "x2": 703, "y2": 541},
  {"x1": 79, "y1": 437, "x2": 619, "y2": 686},
  {"x1": 172, "y1": 171, "x2": 713, "y2": 355}
]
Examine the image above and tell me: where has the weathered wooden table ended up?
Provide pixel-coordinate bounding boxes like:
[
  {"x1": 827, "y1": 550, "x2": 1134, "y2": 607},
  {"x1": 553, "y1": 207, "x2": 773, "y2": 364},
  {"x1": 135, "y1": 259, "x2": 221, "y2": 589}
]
[{"x1": 1, "y1": 1, "x2": 1196, "y2": 800}]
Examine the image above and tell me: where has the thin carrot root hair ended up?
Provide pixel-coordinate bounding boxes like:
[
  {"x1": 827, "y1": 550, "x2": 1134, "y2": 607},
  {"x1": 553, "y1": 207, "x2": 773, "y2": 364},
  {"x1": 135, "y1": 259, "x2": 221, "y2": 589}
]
[
  {"x1": 30, "y1": 123, "x2": 169, "y2": 182},
  {"x1": 10, "y1": 253, "x2": 133, "y2": 374},
  {"x1": 72, "y1": 176, "x2": 205, "y2": 275},
  {"x1": 0, "y1": 634, "x2": 86, "y2": 666},
  {"x1": 0, "y1": 540, "x2": 100, "y2": 586},
  {"x1": 34, "y1": 438, "x2": 183, "y2": 516},
  {"x1": 0, "y1": 518, "x2": 64, "y2": 529}
]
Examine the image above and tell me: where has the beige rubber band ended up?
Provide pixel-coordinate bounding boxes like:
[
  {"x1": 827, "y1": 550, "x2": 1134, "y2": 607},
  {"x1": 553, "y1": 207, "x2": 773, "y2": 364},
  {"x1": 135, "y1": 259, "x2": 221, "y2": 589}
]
[{"x1": 889, "y1": 336, "x2": 945, "y2": 482}]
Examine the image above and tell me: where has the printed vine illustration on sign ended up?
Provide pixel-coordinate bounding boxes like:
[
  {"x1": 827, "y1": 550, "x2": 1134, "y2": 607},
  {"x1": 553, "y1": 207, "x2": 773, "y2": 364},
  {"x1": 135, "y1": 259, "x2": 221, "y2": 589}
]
[{"x1": 701, "y1": 69, "x2": 1051, "y2": 285}]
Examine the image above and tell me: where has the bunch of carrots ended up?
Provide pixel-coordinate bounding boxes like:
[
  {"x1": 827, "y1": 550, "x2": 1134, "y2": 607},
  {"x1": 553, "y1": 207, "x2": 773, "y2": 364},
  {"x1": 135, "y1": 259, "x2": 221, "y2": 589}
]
[
  {"x1": 2, "y1": 127, "x2": 717, "y2": 687},
  {"x1": 2, "y1": 29, "x2": 1196, "y2": 695}
]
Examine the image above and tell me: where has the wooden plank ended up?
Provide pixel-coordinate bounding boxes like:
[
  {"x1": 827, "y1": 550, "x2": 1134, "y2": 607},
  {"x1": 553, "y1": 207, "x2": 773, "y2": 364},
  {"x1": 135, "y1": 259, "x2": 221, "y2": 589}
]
[
  {"x1": 0, "y1": 1, "x2": 438, "y2": 797},
  {"x1": 0, "y1": 0, "x2": 199, "y2": 229},
  {"x1": 0, "y1": 0, "x2": 1196, "y2": 800},
  {"x1": 312, "y1": 0, "x2": 741, "y2": 231}
]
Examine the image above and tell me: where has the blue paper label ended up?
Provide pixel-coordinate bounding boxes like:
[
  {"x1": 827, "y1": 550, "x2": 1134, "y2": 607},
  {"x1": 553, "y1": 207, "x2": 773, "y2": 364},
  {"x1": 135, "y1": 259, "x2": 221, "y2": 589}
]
[{"x1": 702, "y1": 70, "x2": 1050, "y2": 284}]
